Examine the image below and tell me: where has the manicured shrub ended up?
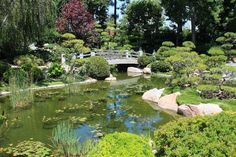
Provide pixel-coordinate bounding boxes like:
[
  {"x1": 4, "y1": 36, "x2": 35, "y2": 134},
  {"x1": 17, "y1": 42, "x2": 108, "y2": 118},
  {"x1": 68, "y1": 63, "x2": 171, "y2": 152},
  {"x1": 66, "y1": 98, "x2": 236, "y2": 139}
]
[
  {"x1": 208, "y1": 46, "x2": 225, "y2": 56},
  {"x1": 182, "y1": 41, "x2": 196, "y2": 50},
  {"x1": 154, "y1": 112, "x2": 236, "y2": 157},
  {"x1": 85, "y1": 56, "x2": 110, "y2": 80},
  {"x1": 74, "y1": 58, "x2": 88, "y2": 67},
  {"x1": 48, "y1": 63, "x2": 65, "y2": 78},
  {"x1": 138, "y1": 55, "x2": 155, "y2": 68},
  {"x1": 88, "y1": 132, "x2": 154, "y2": 157},
  {"x1": 162, "y1": 41, "x2": 175, "y2": 47},
  {"x1": 165, "y1": 52, "x2": 206, "y2": 88},
  {"x1": 14, "y1": 54, "x2": 44, "y2": 66},
  {"x1": 62, "y1": 33, "x2": 76, "y2": 40},
  {"x1": 0, "y1": 61, "x2": 10, "y2": 78},
  {"x1": 151, "y1": 61, "x2": 172, "y2": 73}
]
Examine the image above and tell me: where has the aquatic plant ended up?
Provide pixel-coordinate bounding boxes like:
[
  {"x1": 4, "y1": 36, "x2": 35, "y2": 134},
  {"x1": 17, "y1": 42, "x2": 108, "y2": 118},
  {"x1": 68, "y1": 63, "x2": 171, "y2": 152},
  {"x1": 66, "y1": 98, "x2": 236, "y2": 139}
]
[
  {"x1": 52, "y1": 122, "x2": 95, "y2": 157},
  {"x1": 8, "y1": 70, "x2": 34, "y2": 109},
  {"x1": 1, "y1": 140, "x2": 51, "y2": 157}
]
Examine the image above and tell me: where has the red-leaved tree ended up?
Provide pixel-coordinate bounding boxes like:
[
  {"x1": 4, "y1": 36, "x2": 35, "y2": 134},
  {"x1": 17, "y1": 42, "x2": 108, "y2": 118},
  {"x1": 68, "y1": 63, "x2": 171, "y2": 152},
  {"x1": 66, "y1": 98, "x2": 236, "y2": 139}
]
[{"x1": 56, "y1": 0, "x2": 97, "y2": 45}]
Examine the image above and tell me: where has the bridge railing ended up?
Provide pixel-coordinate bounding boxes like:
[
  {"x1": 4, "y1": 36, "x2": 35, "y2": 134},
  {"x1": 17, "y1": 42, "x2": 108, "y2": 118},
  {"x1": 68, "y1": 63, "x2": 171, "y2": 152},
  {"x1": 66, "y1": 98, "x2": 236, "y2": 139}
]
[{"x1": 76, "y1": 50, "x2": 152, "y2": 60}]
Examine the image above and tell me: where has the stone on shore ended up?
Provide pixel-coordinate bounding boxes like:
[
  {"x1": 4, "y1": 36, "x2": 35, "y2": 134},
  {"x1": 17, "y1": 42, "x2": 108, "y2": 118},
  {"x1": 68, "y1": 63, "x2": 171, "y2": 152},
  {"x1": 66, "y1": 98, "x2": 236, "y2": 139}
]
[
  {"x1": 157, "y1": 92, "x2": 181, "y2": 113},
  {"x1": 178, "y1": 104, "x2": 223, "y2": 117},
  {"x1": 142, "y1": 88, "x2": 164, "y2": 103}
]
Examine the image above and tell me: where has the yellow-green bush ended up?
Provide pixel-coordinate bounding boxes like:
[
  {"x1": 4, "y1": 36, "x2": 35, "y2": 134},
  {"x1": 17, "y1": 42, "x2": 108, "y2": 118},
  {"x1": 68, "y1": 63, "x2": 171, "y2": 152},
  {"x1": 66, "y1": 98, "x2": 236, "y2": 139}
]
[
  {"x1": 154, "y1": 112, "x2": 236, "y2": 157},
  {"x1": 88, "y1": 132, "x2": 154, "y2": 157}
]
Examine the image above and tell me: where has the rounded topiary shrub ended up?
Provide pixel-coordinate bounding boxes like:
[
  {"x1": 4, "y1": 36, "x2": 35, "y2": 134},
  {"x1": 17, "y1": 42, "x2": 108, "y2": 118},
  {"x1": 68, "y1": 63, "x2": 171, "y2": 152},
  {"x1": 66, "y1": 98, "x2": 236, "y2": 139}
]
[
  {"x1": 85, "y1": 56, "x2": 110, "y2": 80},
  {"x1": 151, "y1": 61, "x2": 172, "y2": 73},
  {"x1": 154, "y1": 112, "x2": 236, "y2": 157},
  {"x1": 88, "y1": 132, "x2": 154, "y2": 157},
  {"x1": 138, "y1": 55, "x2": 155, "y2": 68}
]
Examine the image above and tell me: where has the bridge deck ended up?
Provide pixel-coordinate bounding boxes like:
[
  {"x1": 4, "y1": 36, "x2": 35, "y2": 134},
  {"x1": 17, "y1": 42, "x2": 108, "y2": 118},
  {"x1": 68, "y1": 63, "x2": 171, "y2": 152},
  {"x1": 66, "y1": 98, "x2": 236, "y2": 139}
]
[{"x1": 107, "y1": 58, "x2": 138, "y2": 65}]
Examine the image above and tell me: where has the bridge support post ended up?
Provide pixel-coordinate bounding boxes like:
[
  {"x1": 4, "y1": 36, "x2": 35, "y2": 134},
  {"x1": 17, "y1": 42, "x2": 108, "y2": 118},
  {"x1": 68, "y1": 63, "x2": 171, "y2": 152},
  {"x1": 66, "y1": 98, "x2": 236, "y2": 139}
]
[
  {"x1": 125, "y1": 50, "x2": 129, "y2": 58},
  {"x1": 79, "y1": 53, "x2": 84, "y2": 59},
  {"x1": 139, "y1": 49, "x2": 143, "y2": 56},
  {"x1": 91, "y1": 51, "x2": 95, "y2": 57}
]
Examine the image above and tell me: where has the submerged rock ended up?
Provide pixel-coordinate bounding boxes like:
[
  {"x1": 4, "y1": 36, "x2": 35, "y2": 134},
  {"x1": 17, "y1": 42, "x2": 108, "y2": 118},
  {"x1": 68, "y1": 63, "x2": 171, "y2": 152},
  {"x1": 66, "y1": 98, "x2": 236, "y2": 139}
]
[
  {"x1": 142, "y1": 88, "x2": 164, "y2": 103},
  {"x1": 127, "y1": 67, "x2": 143, "y2": 73},
  {"x1": 178, "y1": 104, "x2": 223, "y2": 117},
  {"x1": 157, "y1": 92, "x2": 181, "y2": 113}
]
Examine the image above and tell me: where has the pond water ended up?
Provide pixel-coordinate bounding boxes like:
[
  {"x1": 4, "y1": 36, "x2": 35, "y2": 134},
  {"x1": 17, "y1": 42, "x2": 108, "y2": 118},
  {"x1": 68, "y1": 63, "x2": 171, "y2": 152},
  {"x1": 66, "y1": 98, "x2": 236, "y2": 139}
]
[{"x1": 0, "y1": 73, "x2": 174, "y2": 146}]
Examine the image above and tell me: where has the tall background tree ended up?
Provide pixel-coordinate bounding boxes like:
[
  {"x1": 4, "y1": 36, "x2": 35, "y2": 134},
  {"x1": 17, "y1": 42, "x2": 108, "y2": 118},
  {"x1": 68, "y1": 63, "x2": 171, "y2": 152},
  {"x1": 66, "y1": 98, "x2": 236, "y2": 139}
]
[
  {"x1": 83, "y1": 0, "x2": 110, "y2": 26},
  {"x1": 161, "y1": 0, "x2": 188, "y2": 45},
  {"x1": 125, "y1": 0, "x2": 163, "y2": 52}
]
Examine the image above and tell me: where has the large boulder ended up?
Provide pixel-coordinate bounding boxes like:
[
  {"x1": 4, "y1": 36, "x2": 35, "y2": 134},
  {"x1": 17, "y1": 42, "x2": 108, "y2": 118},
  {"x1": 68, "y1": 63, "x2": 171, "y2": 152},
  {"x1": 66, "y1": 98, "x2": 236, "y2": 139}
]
[
  {"x1": 143, "y1": 68, "x2": 152, "y2": 74},
  {"x1": 142, "y1": 88, "x2": 164, "y2": 103},
  {"x1": 178, "y1": 104, "x2": 223, "y2": 117},
  {"x1": 157, "y1": 92, "x2": 181, "y2": 113},
  {"x1": 105, "y1": 74, "x2": 117, "y2": 81},
  {"x1": 233, "y1": 57, "x2": 236, "y2": 63},
  {"x1": 127, "y1": 67, "x2": 143, "y2": 73}
]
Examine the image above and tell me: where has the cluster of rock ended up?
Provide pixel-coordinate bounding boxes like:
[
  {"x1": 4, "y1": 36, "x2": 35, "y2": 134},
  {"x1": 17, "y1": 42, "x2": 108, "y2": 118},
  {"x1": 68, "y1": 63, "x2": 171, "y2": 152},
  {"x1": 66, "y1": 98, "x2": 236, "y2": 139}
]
[
  {"x1": 127, "y1": 67, "x2": 152, "y2": 74},
  {"x1": 142, "y1": 88, "x2": 223, "y2": 117}
]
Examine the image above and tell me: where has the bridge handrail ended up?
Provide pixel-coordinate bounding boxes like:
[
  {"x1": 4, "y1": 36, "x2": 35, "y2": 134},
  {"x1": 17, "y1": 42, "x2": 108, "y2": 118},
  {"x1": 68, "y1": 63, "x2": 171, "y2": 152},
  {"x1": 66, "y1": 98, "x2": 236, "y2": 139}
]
[{"x1": 76, "y1": 50, "x2": 152, "y2": 60}]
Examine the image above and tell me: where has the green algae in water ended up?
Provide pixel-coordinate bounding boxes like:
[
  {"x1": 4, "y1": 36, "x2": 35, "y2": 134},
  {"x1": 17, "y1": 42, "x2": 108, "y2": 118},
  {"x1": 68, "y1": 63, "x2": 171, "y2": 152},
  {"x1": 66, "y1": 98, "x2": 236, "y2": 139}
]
[{"x1": 0, "y1": 73, "x2": 174, "y2": 146}]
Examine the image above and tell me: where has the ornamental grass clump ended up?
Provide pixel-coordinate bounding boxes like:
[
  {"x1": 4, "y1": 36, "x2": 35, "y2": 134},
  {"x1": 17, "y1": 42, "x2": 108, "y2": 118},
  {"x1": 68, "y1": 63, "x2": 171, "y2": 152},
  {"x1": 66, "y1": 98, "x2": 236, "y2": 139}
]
[
  {"x1": 52, "y1": 122, "x2": 94, "y2": 157},
  {"x1": 8, "y1": 69, "x2": 34, "y2": 109}
]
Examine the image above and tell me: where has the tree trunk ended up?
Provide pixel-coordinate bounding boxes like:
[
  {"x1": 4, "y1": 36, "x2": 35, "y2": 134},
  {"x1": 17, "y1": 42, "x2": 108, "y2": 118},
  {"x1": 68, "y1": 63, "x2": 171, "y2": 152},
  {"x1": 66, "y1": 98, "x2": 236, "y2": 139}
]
[
  {"x1": 176, "y1": 21, "x2": 183, "y2": 46},
  {"x1": 191, "y1": 7, "x2": 196, "y2": 44}
]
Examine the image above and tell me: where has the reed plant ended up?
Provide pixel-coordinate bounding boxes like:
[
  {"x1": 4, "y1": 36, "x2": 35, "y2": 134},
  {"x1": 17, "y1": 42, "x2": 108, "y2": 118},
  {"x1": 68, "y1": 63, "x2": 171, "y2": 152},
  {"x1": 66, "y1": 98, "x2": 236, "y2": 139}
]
[
  {"x1": 64, "y1": 75, "x2": 80, "y2": 95},
  {"x1": 52, "y1": 121, "x2": 95, "y2": 157},
  {"x1": 8, "y1": 69, "x2": 34, "y2": 109}
]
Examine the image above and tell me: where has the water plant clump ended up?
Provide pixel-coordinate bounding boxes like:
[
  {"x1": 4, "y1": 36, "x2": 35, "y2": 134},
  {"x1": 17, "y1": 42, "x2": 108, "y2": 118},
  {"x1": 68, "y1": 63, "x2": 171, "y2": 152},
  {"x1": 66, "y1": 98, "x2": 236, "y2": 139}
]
[
  {"x1": 64, "y1": 74, "x2": 80, "y2": 95},
  {"x1": 0, "y1": 140, "x2": 51, "y2": 157},
  {"x1": 8, "y1": 70, "x2": 34, "y2": 109},
  {"x1": 52, "y1": 121, "x2": 95, "y2": 157}
]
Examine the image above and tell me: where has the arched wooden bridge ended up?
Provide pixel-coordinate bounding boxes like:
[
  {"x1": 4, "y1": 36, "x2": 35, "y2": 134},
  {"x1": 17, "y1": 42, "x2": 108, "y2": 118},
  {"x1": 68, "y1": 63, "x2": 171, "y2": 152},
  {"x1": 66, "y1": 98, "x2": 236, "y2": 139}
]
[{"x1": 75, "y1": 50, "x2": 152, "y2": 65}]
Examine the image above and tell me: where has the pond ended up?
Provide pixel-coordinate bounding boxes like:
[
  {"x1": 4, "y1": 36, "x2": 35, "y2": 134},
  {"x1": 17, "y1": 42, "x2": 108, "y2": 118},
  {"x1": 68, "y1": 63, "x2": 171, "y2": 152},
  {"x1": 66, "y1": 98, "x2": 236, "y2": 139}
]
[{"x1": 0, "y1": 73, "x2": 174, "y2": 146}]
